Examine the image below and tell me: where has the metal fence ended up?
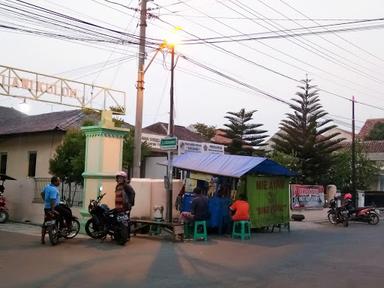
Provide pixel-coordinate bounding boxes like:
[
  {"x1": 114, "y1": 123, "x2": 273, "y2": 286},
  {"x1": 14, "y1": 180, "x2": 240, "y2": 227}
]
[{"x1": 34, "y1": 177, "x2": 83, "y2": 207}]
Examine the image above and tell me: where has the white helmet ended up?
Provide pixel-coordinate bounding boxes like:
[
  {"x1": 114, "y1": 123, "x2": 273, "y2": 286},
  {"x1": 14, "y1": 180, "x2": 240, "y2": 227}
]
[{"x1": 116, "y1": 171, "x2": 127, "y2": 178}]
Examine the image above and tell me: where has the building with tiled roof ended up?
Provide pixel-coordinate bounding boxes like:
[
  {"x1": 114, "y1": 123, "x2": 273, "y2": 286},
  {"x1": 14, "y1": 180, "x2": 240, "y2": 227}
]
[
  {"x1": 143, "y1": 122, "x2": 206, "y2": 143},
  {"x1": 358, "y1": 118, "x2": 384, "y2": 140}
]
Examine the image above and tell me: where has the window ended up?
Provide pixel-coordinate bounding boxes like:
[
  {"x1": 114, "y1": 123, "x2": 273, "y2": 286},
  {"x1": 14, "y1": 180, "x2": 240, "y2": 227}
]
[
  {"x1": 0, "y1": 153, "x2": 7, "y2": 174},
  {"x1": 28, "y1": 151, "x2": 37, "y2": 177}
]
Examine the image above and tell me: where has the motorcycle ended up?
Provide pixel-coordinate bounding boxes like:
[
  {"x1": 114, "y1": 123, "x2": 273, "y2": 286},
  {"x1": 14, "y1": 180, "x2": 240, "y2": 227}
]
[
  {"x1": 85, "y1": 193, "x2": 130, "y2": 245},
  {"x1": 327, "y1": 199, "x2": 350, "y2": 227},
  {"x1": 348, "y1": 206, "x2": 380, "y2": 225},
  {"x1": 42, "y1": 201, "x2": 80, "y2": 245},
  {"x1": 0, "y1": 190, "x2": 9, "y2": 223},
  {"x1": 0, "y1": 173, "x2": 16, "y2": 223}
]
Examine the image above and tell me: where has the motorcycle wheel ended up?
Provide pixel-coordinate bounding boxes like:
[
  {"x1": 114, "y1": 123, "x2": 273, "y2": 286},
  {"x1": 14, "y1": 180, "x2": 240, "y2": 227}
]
[
  {"x1": 0, "y1": 211, "x2": 9, "y2": 223},
  {"x1": 368, "y1": 213, "x2": 380, "y2": 225},
  {"x1": 327, "y1": 212, "x2": 337, "y2": 225},
  {"x1": 48, "y1": 223, "x2": 59, "y2": 246},
  {"x1": 85, "y1": 219, "x2": 105, "y2": 239},
  {"x1": 114, "y1": 224, "x2": 128, "y2": 245},
  {"x1": 64, "y1": 219, "x2": 80, "y2": 239}
]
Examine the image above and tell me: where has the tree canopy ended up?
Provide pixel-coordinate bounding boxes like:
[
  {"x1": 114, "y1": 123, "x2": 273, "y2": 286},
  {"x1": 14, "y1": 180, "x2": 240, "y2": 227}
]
[
  {"x1": 366, "y1": 122, "x2": 384, "y2": 140},
  {"x1": 223, "y1": 108, "x2": 268, "y2": 156},
  {"x1": 272, "y1": 78, "x2": 344, "y2": 184},
  {"x1": 191, "y1": 123, "x2": 216, "y2": 141}
]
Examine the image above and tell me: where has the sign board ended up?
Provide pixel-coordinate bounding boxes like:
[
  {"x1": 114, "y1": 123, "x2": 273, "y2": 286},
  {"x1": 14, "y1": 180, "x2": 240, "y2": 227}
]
[
  {"x1": 247, "y1": 176, "x2": 290, "y2": 228},
  {"x1": 141, "y1": 133, "x2": 225, "y2": 154},
  {"x1": 0, "y1": 65, "x2": 126, "y2": 114},
  {"x1": 178, "y1": 140, "x2": 224, "y2": 155},
  {"x1": 290, "y1": 184, "x2": 325, "y2": 209},
  {"x1": 141, "y1": 133, "x2": 162, "y2": 149},
  {"x1": 160, "y1": 137, "x2": 178, "y2": 150}
]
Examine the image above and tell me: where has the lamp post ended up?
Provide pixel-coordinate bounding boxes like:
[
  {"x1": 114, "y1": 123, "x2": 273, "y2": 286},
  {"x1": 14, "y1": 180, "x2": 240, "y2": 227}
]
[{"x1": 166, "y1": 44, "x2": 175, "y2": 223}]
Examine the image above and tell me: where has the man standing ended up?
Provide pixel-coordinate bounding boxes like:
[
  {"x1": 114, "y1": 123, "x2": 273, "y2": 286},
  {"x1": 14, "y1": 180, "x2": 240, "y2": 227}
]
[{"x1": 115, "y1": 171, "x2": 135, "y2": 214}]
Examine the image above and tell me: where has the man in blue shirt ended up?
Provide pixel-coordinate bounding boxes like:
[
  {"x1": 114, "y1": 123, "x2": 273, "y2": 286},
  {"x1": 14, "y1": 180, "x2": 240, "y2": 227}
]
[{"x1": 40, "y1": 176, "x2": 71, "y2": 244}]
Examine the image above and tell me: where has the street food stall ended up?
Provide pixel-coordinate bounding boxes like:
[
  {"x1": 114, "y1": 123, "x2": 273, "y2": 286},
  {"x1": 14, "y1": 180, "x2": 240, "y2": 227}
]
[{"x1": 169, "y1": 152, "x2": 295, "y2": 231}]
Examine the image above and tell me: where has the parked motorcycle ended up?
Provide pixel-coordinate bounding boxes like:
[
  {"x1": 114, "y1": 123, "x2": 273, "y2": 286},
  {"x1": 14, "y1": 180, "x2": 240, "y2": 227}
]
[
  {"x1": 348, "y1": 206, "x2": 380, "y2": 225},
  {"x1": 0, "y1": 173, "x2": 16, "y2": 223},
  {"x1": 42, "y1": 201, "x2": 80, "y2": 245},
  {"x1": 0, "y1": 189, "x2": 9, "y2": 223},
  {"x1": 327, "y1": 199, "x2": 349, "y2": 227},
  {"x1": 85, "y1": 193, "x2": 130, "y2": 245}
]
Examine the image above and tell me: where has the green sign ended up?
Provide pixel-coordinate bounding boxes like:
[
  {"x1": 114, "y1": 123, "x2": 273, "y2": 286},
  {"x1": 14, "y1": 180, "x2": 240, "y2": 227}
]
[
  {"x1": 160, "y1": 137, "x2": 177, "y2": 150},
  {"x1": 246, "y1": 175, "x2": 289, "y2": 228}
]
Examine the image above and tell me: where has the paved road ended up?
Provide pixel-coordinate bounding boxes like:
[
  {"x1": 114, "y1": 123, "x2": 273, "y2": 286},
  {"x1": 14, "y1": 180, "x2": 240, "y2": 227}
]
[{"x1": 1, "y1": 220, "x2": 384, "y2": 288}]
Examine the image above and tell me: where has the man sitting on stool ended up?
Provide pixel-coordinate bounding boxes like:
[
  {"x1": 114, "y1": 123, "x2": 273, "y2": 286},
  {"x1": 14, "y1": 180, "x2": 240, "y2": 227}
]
[{"x1": 230, "y1": 194, "x2": 250, "y2": 222}]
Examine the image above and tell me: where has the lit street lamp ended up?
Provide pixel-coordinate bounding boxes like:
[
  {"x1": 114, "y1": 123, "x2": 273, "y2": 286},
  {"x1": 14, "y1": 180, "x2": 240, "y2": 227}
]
[{"x1": 164, "y1": 28, "x2": 180, "y2": 222}]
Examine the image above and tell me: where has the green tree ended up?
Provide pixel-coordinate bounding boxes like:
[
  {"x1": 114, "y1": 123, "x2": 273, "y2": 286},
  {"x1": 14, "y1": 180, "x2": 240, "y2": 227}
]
[
  {"x1": 272, "y1": 78, "x2": 344, "y2": 184},
  {"x1": 328, "y1": 141, "x2": 379, "y2": 192},
  {"x1": 122, "y1": 128, "x2": 151, "y2": 174},
  {"x1": 49, "y1": 129, "x2": 86, "y2": 205},
  {"x1": 223, "y1": 108, "x2": 268, "y2": 156},
  {"x1": 366, "y1": 122, "x2": 384, "y2": 140},
  {"x1": 192, "y1": 123, "x2": 216, "y2": 141}
]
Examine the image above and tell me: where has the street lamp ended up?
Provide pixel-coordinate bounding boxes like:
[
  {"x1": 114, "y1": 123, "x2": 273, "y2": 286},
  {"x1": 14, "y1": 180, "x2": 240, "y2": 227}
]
[{"x1": 163, "y1": 28, "x2": 180, "y2": 222}]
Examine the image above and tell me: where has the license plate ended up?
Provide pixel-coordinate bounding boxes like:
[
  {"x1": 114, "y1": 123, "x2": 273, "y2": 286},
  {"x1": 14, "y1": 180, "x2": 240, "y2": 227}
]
[
  {"x1": 117, "y1": 215, "x2": 129, "y2": 222},
  {"x1": 45, "y1": 220, "x2": 55, "y2": 225}
]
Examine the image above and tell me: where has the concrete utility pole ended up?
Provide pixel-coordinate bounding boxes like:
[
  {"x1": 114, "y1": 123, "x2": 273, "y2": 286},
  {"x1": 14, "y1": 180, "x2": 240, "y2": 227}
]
[{"x1": 133, "y1": 0, "x2": 148, "y2": 178}]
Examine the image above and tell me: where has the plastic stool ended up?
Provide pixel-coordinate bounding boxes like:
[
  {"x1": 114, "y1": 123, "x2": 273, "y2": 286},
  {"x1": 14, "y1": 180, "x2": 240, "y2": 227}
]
[
  {"x1": 149, "y1": 219, "x2": 163, "y2": 235},
  {"x1": 193, "y1": 220, "x2": 207, "y2": 241},
  {"x1": 232, "y1": 220, "x2": 251, "y2": 240}
]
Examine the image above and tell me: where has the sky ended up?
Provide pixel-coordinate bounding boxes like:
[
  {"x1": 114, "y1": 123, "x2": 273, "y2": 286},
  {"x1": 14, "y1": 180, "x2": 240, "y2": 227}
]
[{"x1": 1, "y1": 0, "x2": 384, "y2": 137}]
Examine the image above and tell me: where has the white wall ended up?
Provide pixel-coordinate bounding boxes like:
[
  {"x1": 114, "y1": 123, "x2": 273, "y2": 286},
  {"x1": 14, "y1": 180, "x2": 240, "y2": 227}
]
[{"x1": 144, "y1": 156, "x2": 167, "y2": 179}]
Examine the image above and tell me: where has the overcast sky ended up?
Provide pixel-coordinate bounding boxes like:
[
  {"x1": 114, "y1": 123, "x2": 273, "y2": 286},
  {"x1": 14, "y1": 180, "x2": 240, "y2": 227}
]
[{"x1": 1, "y1": 0, "x2": 384, "y2": 136}]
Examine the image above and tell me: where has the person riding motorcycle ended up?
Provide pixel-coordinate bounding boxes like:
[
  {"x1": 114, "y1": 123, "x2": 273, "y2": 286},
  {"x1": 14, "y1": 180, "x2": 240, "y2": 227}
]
[
  {"x1": 342, "y1": 193, "x2": 355, "y2": 217},
  {"x1": 114, "y1": 171, "x2": 135, "y2": 215},
  {"x1": 40, "y1": 176, "x2": 72, "y2": 244}
]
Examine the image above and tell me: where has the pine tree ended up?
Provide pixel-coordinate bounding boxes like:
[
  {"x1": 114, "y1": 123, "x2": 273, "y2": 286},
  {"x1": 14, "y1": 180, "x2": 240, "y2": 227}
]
[
  {"x1": 223, "y1": 108, "x2": 268, "y2": 156},
  {"x1": 272, "y1": 78, "x2": 343, "y2": 184}
]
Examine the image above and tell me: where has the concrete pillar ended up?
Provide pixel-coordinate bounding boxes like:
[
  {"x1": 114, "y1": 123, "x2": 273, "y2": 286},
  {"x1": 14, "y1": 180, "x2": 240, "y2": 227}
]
[
  {"x1": 326, "y1": 185, "x2": 337, "y2": 202},
  {"x1": 80, "y1": 111, "x2": 129, "y2": 228}
]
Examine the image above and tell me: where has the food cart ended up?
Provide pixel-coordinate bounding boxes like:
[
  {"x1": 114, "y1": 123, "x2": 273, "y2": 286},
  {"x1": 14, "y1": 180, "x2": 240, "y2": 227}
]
[{"x1": 169, "y1": 152, "x2": 295, "y2": 231}]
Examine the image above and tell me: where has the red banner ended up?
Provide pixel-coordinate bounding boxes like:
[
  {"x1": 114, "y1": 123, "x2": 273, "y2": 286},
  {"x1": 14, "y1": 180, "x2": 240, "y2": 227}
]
[{"x1": 291, "y1": 184, "x2": 324, "y2": 209}]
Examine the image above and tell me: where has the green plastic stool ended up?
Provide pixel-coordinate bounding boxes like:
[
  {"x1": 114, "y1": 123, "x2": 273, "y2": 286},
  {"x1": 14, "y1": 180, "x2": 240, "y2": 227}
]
[
  {"x1": 149, "y1": 219, "x2": 163, "y2": 235},
  {"x1": 193, "y1": 220, "x2": 207, "y2": 241},
  {"x1": 232, "y1": 220, "x2": 251, "y2": 240}
]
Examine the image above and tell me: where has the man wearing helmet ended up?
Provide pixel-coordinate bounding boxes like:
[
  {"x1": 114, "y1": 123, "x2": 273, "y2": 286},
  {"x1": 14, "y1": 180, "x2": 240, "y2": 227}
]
[
  {"x1": 343, "y1": 193, "x2": 354, "y2": 216},
  {"x1": 115, "y1": 171, "x2": 135, "y2": 215}
]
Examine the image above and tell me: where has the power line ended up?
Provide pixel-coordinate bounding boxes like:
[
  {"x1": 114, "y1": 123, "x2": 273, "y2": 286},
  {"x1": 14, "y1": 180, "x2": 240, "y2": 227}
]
[
  {"x1": 226, "y1": 0, "x2": 384, "y2": 88},
  {"x1": 160, "y1": 1, "x2": 384, "y2": 106},
  {"x1": 279, "y1": 0, "x2": 384, "y2": 65},
  {"x1": 253, "y1": 0, "x2": 384, "y2": 84}
]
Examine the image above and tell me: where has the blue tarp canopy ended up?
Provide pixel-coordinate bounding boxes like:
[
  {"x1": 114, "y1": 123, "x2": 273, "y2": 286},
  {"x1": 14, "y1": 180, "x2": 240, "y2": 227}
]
[{"x1": 161, "y1": 152, "x2": 296, "y2": 178}]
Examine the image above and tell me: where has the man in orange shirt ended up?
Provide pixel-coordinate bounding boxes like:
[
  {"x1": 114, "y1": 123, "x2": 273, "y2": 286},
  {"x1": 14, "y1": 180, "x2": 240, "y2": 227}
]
[{"x1": 230, "y1": 194, "x2": 250, "y2": 221}]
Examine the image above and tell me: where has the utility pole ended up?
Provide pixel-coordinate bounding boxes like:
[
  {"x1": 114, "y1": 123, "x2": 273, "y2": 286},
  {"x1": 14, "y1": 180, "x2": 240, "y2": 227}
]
[
  {"x1": 166, "y1": 45, "x2": 175, "y2": 223},
  {"x1": 351, "y1": 96, "x2": 357, "y2": 207},
  {"x1": 133, "y1": 0, "x2": 147, "y2": 178}
]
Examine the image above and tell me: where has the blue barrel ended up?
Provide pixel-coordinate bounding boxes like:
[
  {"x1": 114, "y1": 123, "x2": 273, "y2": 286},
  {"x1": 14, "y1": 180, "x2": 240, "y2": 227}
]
[{"x1": 181, "y1": 193, "x2": 195, "y2": 212}]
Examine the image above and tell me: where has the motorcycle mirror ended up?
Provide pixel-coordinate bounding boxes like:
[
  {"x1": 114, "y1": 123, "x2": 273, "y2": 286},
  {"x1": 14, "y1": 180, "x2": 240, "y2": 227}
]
[{"x1": 99, "y1": 186, "x2": 103, "y2": 193}]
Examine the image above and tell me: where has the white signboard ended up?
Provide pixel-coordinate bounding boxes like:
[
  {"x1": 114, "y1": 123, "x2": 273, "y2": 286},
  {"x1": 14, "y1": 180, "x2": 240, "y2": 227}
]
[
  {"x1": 141, "y1": 133, "x2": 162, "y2": 149},
  {"x1": 141, "y1": 133, "x2": 225, "y2": 155},
  {"x1": 178, "y1": 140, "x2": 224, "y2": 155}
]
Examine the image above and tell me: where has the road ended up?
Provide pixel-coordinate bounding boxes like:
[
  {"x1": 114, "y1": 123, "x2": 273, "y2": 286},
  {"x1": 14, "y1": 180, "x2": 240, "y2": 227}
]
[{"x1": 0, "y1": 220, "x2": 384, "y2": 288}]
